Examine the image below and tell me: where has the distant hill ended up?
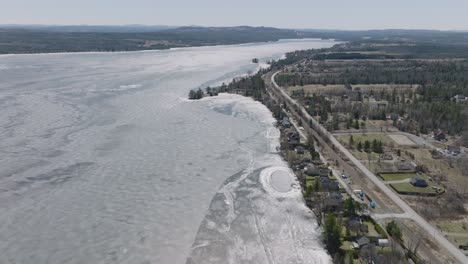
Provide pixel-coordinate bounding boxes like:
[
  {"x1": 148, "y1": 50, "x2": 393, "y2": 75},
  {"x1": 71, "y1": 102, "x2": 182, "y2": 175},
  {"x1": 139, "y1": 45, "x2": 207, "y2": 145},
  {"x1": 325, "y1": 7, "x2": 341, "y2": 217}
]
[
  {"x1": 297, "y1": 29, "x2": 468, "y2": 45},
  {"x1": 0, "y1": 26, "x2": 303, "y2": 54},
  {"x1": 1, "y1": 25, "x2": 468, "y2": 54},
  {"x1": 0, "y1": 24, "x2": 178, "y2": 33}
]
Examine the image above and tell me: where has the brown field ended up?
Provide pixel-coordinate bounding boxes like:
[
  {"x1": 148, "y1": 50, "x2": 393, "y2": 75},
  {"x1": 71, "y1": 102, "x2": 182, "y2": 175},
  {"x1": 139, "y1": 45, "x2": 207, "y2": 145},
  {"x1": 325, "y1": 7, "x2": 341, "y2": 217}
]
[
  {"x1": 389, "y1": 134, "x2": 416, "y2": 146},
  {"x1": 288, "y1": 84, "x2": 418, "y2": 95},
  {"x1": 405, "y1": 149, "x2": 468, "y2": 192}
]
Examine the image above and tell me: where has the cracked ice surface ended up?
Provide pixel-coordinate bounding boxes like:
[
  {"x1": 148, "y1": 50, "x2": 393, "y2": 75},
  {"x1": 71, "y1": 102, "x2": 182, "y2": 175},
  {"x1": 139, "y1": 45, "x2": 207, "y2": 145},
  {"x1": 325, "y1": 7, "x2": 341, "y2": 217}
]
[
  {"x1": 188, "y1": 95, "x2": 331, "y2": 264},
  {"x1": 0, "y1": 39, "x2": 335, "y2": 264}
]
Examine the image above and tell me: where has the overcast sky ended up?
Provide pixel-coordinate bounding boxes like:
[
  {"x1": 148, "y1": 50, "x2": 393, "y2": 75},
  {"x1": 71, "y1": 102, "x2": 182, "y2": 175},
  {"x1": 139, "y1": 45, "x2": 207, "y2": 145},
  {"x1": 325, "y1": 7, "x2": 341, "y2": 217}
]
[{"x1": 2, "y1": 0, "x2": 467, "y2": 30}]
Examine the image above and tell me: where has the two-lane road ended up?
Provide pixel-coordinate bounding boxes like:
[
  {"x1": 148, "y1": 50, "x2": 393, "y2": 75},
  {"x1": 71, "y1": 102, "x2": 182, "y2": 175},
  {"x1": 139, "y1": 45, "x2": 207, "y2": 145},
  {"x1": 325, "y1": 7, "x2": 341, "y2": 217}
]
[{"x1": 270, "y1": 71, "x2": 468, "y2": 264}]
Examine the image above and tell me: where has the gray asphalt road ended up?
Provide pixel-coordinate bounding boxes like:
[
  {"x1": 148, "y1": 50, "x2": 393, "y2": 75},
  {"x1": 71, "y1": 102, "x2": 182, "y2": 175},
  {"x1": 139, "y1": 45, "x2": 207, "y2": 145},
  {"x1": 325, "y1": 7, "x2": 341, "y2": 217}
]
[{"x1": 270, "y1": 71, "x2": 468, "y2": 264}]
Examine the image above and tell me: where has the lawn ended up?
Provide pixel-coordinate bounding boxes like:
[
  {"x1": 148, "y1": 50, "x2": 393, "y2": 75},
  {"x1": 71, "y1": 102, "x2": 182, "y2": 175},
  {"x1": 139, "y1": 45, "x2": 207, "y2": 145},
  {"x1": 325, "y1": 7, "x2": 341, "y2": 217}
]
[
  {"x1": 448, "y1": 236, "x2": 468, "y2": 247},
  {"x1": 363, "y1": 221, "x2": 380, "y2": 237},
  {"x1": 340, "y1": 241, "x2": 354, "y2": 250},
  {"x1": 379, "y1": 172, "x2": 427, "y2": 181},
  {"x1": 338, "y1": 134, "x2": 393, "y2": 147},
  {"x1": 350, "y1": 149, "x2": 381, "y2": 161},
  {"x1": 435, "y1": 220, "x2": 468, "y2": 234},
  {"x1": 337, "y1": 134, "x2": 395, "y2": 162},
  {"x1": 305, "y1": 176, "x2": 317, "y2": 189},
  {"x1": 390, "y1": 183, "x2": 437, "y2": 195}
]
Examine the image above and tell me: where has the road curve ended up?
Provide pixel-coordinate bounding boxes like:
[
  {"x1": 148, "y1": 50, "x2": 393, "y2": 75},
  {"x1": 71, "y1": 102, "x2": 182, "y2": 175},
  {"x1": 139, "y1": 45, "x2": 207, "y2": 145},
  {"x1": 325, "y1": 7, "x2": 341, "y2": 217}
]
[{"x1": 270, "y1": 71, "x2": 468, "y2": 264}]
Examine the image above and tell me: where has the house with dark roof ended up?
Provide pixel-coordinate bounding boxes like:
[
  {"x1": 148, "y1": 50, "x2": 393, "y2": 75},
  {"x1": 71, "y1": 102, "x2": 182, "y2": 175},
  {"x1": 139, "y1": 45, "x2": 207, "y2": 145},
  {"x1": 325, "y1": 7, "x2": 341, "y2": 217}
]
[
  {"x1": 320, "y1": 176, "x2": 339, "y2": 192},
  {"x1": 323, "y1": 192, "x2": 343, "y2": 212},
  {"x1": 319, "y1": 166, "x2": 330, "y2": 177},
  {"x1": 354, "y1": 236, "x2": 370, "y2": 249},
  {"x1": 410, "y1": 177, "x2": 428, "y2": 187},
  {"x1": 295, "y1": 146, "x2": 305, "y2": 155},
  {"x1": 281, "y1": 119, "x2": 291, "y2": 128},
  {"x1": 304, "y1": 163, "x2": 319, "y2": 176},
  {"x1": 434, "y1": 131, "x2": 447, "y2": 142}
]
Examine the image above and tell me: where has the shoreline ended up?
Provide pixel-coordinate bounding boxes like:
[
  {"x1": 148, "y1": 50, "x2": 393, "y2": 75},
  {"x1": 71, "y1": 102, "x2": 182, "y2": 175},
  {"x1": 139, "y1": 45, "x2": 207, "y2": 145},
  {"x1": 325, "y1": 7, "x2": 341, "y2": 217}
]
[{"x1": 0, "y1": 38, "x2": 332, "y2": 57}]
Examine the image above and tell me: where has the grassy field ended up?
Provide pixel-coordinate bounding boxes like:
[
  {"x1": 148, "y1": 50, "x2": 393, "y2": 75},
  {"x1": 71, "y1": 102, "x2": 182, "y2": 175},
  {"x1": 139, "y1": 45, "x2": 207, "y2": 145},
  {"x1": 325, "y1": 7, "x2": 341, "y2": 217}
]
[
  {"x1": 363, "y1": 221, "x2": 380, "y2": 237},
  {"x1": 337, "y1": 134, "x2": 393, "y2": 161},
  {"x1": 435, "y1": 220, "x2": 468, "y2": 234},
  {"x1": 388, "y1": 134, "x2": 415, "y2": 146},
  {"x1": 351, "y1": 150, "x2": 382, "y2": 161},
  {"x1": 448, "y1": 236, "x2": 468, "y2": 247},
  {"x1": 288, "y1": 84, "x2": 417, "y2": 95},
  {"x1": 406, "y1": 149, "x2": 467, "y2": 192},
  {"x1": 390, "y1": 183, "x2": 437, "y2": 194},
  {"x1": 379, "y1": 172, "x2": 427, "y2": 181},
  {"x1": 338, "y1": 133, "x2": 393, "y2": 146}
]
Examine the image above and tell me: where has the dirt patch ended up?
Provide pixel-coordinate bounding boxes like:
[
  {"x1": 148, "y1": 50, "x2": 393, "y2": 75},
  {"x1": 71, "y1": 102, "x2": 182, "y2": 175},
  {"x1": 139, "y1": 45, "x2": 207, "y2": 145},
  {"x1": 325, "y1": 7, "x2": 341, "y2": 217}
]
[{"x1": 389, "y1": 134, "x2": 416, "y2": 146}]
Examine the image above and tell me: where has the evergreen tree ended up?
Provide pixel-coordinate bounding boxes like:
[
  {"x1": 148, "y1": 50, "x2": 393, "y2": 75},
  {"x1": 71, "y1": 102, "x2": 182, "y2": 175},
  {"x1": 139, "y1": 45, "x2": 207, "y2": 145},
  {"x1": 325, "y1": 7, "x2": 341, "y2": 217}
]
[
  {"x1": 372, "y1": 139, "x2": 378, "y2": 153},
  {"x1": 386, "y1": 221, "x2": 402, "y2": 240},
  {"x1": 349, "y1": 135, "x2": 355, "y2": 148},
  {"x1": 357, "y1": 141, "x2": 363, "y2": 152},
  {"x1": 323, "y1": 214, "x2": 342, "y2": 255},
  {"x1": 364, "y1": 140, "x2": 371, "y2": 153}
]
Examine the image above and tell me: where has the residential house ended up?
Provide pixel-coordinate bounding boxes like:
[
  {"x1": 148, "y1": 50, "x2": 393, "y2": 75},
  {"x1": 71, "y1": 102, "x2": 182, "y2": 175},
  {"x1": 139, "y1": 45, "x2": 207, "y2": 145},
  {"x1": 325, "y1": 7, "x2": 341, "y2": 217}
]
[
  {"x1": 281, "y1": 119, "x2": 291, "y2": 128},
  {"x1": 369, "y1": 99, "x2": 389, "y2": 110},
  {"x1": 448, "y1": 145, "x2": 461, "y2": 155},
  {"x1": 353, "y1": 236, "x2": 371, "y2": 249},
  {"x1": 453, "y1": 95, "x2": 468, "y2": 103},
  {"x1": 323, "y1": 192, "x2": 343, "y2": 212},
  {"x1": 319, "y1": 166, "x2": 330, "y2": 177},
  {"x1": 295, "y1": 146, "x2": 305, "y2": 155},
  {"x1": 320, "y1": 176, "x2": 339, "y2": 192},
  {"x1": 410, "y1": 177, "x2": 428, "y2": 187},
  {"x1": 380, "y1": 152, "x2": 393, "y2": 161},
  {"x1": 304, "y1": 163, "x2": 319, "y2": 176},
  {"x1": 434, "y1": 131, "x2": 447, "y2": 142}
]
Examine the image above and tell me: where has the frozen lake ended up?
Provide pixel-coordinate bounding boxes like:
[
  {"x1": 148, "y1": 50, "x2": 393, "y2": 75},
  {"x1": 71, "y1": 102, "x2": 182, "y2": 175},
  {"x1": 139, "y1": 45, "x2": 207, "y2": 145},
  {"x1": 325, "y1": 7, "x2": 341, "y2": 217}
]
[{"x1": 0, "y1": 39, "x2": 336, "y2": 264}]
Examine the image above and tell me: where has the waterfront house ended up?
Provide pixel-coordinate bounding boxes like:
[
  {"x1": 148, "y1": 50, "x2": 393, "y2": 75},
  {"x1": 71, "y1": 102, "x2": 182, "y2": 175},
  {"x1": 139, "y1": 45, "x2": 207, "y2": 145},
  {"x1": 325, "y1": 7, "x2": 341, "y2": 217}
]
[
  {"x1": 295, "y1": 146, "x2": 305, "y2": 155},
  {"x1": 320, "y1": 176, "x2": 339, "y2": 191},
  {"x1": 319, "y1": 166, "x2": 330, "y2": 177},
  {"x1": 281, "y1": 119, "x2": 291, "y2": 128},
  {"x1": 323, "y1": 192, "x2": 343, "y2": 212},
  {"x1": 305, "y1": 163, "x2": 319, "y2": 176}
]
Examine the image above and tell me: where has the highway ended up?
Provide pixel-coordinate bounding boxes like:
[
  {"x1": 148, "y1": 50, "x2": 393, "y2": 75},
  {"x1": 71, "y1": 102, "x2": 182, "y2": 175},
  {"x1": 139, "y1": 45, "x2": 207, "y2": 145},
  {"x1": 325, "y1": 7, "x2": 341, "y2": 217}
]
[{"x1": 270, "y1": 71, "x2": 468, "y2": 264}]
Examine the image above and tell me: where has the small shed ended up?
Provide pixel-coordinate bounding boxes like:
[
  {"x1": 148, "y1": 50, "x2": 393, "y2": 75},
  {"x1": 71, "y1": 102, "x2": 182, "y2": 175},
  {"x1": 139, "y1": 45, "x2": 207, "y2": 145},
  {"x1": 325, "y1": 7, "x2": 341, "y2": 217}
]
[{"x1": 378, "y1": 239, "x2": 390, "y2": 247}]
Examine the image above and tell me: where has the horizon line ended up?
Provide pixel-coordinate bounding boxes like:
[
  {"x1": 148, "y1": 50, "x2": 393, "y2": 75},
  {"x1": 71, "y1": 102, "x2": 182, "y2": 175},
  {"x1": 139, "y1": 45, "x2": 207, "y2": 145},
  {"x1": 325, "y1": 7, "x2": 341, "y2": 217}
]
[{"x1": 1, "y1": 24, "x2": 467, "y2": 32}]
